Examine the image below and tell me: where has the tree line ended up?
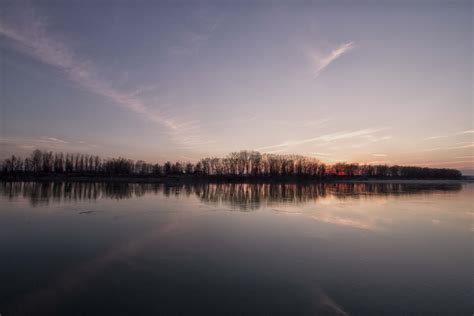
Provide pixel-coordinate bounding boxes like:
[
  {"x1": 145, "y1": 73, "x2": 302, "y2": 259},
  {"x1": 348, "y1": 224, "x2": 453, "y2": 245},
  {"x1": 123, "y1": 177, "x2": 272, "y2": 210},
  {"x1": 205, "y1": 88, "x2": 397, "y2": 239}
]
[{"x1": 0, "y1": 149, "x2": 462, "y2": 179}]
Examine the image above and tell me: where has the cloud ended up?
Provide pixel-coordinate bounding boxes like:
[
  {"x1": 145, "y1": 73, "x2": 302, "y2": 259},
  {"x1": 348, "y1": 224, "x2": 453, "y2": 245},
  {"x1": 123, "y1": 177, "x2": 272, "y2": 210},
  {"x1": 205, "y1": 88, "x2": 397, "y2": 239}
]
[
  {"x1": 0, "y1": 7, "x2": 208, "y2": 148},
  {"x1": 310, "y1": 42, "x2": 354, "y2": 78},
  {"x1": 365, "y1": 160, "x2": 389, "y2": 165},
  {"x1": 372, "y1": 153, "x2": 387, "y2": 157},
  {"x1": 37, "y1": 137, "x2": 68, "y2": 144},
  {"x1": 270, "y1": 118, "x2": 331, "y2": 128},
  {"x1": 423, "y1": 129, "x2": 474, "y2": 141},
  {"x1": 0, "y1": 136, "x2": 100, "y2": 156},
  {"x1": 422, "y1": 143, "x2": 474, "y2": 152},
  {"x1": 312, "y1": 152, "x2": 332, "y2": 157},
  {"x1": 256, "y1": 128, "x2": 386, "y2": 151},
  {"x1": 409, "y1": 160, "x2": 473, "y2": 167},
  {"x1": 127, "y1": 83, "x2": 160, "y2": 98}
]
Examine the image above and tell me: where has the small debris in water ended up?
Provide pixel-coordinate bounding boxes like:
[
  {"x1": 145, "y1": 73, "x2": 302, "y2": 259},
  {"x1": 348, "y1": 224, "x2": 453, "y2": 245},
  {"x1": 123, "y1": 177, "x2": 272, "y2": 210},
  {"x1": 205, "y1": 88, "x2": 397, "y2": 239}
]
[{"x1": 79, "y1": 210, "x2": 96, "y2": 214}]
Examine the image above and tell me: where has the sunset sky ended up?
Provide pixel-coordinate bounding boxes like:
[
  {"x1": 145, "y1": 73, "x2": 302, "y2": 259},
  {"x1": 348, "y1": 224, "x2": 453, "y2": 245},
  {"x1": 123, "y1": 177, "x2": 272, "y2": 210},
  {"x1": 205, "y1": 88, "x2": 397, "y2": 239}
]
[{"x1": 0, "y1": 1, "x2": 472, "y2": 173}]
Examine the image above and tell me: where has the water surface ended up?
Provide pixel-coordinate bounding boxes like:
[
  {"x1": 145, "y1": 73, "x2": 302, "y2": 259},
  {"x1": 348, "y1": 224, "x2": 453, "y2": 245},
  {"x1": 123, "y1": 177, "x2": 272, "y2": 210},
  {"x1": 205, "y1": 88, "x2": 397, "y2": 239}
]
[{"x1": 0, "y1": 182, "x2": 472, "y2": 315}]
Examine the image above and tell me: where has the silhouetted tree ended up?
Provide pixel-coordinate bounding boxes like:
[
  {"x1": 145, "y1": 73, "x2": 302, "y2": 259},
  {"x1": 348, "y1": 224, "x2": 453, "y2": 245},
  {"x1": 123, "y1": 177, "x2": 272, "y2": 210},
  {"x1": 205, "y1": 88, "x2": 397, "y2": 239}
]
[
  {"x1": 164, "y1": 161, "x2": 172, "y2": 175},
  {"x1": 0, "y1": 149, "x2": 463, "y2": 180},
  {"x1": 185, "y1": 163, "x2": 194, "y2": 174}
]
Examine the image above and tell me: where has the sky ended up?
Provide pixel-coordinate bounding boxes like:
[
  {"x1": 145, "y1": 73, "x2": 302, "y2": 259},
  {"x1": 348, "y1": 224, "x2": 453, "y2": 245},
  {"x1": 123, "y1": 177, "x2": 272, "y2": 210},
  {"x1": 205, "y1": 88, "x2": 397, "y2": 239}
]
[{"x1": 0, "y1": 0, "x2": 472, "y2": 173}]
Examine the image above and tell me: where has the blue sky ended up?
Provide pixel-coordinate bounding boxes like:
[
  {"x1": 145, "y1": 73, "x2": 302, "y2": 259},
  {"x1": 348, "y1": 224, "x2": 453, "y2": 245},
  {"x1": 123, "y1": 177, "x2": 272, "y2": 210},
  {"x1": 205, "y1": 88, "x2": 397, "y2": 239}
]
[{"x1": 0, "y1": 0, "x2": 472, "y2": 172}]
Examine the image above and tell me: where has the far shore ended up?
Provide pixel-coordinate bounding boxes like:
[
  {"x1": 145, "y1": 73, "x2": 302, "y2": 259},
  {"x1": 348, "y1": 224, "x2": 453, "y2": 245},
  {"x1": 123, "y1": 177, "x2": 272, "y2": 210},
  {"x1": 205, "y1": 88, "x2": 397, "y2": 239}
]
[{"x1": 1, "y1": 174, "x2": 472, "y2": 184}]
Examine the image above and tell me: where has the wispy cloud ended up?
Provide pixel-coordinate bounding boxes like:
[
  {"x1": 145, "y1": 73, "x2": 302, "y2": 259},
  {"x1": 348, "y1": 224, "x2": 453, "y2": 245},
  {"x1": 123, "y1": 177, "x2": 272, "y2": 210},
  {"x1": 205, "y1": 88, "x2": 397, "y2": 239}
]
[
  {"x1": 365, "y1": 160, "x2": 390, "y2": 165},
  {"x1": 271, "y1": 118, "x2": 331, "y2": 128},
  {"x1": 0, "y1": 136, "x2": 100, "y2": 155},
  {"x1": 423, "y1": 129, "x2": 474, "y2": 141},
  {"x1": 256, "y1": 128, "x2": 386, "y2": 151},
  {"x1": 409, "y1": 160, "x2": 474, "y2": 167},
  {"x1": 421, "y1": 143, "x2": 474, "y2": 152},
  {"x1": 310, "y1": 42, "x2": 354, "y2": 78},
  {"x1": 0, "y1": 8, "x2": 208, "y2": 148},
  {"x1": 127, "y1": 83, "x2": 160, "y2": 98},
  {"x1": 312, "y1": 152, "x2": 332, "y2": 157},
  {"x1": 36, "y1": 137, "x2": 69, "y2": 144}
]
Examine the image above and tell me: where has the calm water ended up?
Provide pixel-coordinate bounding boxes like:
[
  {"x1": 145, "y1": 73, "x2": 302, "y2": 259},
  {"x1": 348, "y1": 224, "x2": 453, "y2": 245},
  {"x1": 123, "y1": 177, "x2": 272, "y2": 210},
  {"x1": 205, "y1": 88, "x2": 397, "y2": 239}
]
[{"x1": 0, "y1": 181, "x2": 472, "y2": 315}]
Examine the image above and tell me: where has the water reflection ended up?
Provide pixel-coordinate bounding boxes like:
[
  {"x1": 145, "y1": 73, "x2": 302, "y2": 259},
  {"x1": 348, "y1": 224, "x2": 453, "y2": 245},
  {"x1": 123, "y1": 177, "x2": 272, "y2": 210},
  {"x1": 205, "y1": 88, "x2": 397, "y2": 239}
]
[
  {"x1": 0, "y1": 181, "x2": 471, "y2": 315},
  {"x1": 0, "y1": 181, "x2": 463, "y2": 209}
]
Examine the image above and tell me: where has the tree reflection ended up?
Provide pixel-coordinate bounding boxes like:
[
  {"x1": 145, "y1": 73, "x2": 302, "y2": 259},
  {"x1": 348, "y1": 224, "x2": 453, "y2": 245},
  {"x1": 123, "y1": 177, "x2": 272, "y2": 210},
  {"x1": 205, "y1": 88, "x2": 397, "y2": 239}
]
[{"x1": 0, "y1": 181, "x2": 463, "y2": 209}]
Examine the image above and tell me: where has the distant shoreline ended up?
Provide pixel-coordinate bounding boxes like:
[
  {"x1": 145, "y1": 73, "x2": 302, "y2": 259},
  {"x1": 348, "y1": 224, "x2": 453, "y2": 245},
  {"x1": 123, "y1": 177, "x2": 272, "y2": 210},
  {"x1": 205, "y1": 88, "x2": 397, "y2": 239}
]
[{"x1": 1, "y1": 174, "x2": 471, "y2": 184}]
